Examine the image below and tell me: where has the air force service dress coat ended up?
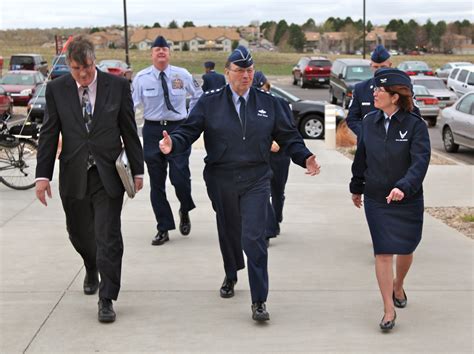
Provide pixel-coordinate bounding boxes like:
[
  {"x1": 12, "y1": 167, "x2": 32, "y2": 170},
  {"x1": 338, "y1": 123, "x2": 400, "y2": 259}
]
[{"x1": 350, "y1": 109, "x2": 430, "y2": 255}]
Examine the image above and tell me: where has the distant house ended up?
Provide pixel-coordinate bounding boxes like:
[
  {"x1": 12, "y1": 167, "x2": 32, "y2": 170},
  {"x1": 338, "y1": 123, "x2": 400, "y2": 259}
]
[
  {"x1": 130, "y1": 27, "x2": 242, "y2": 52},
  {"x1": 442, "y1": 33, "x2": 472, "y2": 53},
  {"x1": 366, "y1": 28, "x2": 398, "y2": 50},
  {"x1": 304, "y1": 32, "x2": 321, "y2": 52},
  {"x1": 319, "y1": 32, "x2": 350, "y2": 53},
  {"x1": 87, "y1": 31, "x2": 124, "y2": 49}
]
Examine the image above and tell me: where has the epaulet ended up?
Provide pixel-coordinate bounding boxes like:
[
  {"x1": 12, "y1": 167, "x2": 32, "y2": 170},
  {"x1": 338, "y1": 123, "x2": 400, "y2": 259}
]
[
  {"x1": 256, "y1": 88, "x2": 274, "y2": 97},
  {"x1": 136, "y1": 67, "x2": 153, "y2": 77},
  {"x1": 204, "y1": 87, "x2": 224, "y2": 96}
]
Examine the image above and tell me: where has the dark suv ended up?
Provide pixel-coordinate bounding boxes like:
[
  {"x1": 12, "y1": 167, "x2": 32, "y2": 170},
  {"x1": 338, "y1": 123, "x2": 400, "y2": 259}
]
[
  {"x1": 9, "y1": 54, "x2": 48, "y2": 77},
  {"x1": 329, "y1": 58, "x2": 372, "y2": 108},
  {"x1": 292, "y1": 57, "x2": 332, "y2": 88}
]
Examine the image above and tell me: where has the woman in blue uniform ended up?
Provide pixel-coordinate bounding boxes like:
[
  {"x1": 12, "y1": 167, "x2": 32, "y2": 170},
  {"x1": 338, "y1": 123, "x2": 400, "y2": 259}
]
[{"x1": 350, "y1": 68, "x2": 430, "y2": 331}]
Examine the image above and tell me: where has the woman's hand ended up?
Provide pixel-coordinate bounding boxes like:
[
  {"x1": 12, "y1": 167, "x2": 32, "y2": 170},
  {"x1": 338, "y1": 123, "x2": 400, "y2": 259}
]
[
  {"x1": 159, "y1": 130, "x2": 173, "y2": 154},
  {"x1": 270, "y1": 141, "x2": 280, "y2": 153},
  {"x1": 386, "y1": 188, "x2": 405, "y2": 204},
  {"x1": 352, "y1": 194, "x2": 362, "y2": 208}
]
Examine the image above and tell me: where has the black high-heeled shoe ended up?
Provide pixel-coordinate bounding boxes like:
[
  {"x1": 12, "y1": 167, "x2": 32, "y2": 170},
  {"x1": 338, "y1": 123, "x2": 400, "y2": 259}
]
[
  {"x1": 379, "y1": 311, "x2": 397, "y2": 331},
  {"x1": 393, "y1": 289, "x2": 407, "y2": 308}
]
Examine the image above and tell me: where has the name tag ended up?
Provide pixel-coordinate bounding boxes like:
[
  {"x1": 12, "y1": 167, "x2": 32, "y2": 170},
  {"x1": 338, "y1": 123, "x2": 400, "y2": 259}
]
[{"x1": 362, "y1": 102, "x2": 371, "y2": 106}]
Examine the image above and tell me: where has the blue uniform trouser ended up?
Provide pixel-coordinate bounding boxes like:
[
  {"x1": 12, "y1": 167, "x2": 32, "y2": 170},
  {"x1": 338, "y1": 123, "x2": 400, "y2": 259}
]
[
  {"x1": 204, "y1": 164, "x2": 271, "y2": 303},
  {"x1": 143, "y1": 120, "x2": 195, "y2": 232},
  {"x1": 266, "y1": 152, "x2": 291, "y2": 238}
]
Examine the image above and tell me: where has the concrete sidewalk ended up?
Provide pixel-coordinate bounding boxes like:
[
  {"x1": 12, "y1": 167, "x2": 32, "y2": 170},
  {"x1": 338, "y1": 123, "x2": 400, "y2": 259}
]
[{"x1": 0, "y1": 140, "x2": 472, "y2": 353}]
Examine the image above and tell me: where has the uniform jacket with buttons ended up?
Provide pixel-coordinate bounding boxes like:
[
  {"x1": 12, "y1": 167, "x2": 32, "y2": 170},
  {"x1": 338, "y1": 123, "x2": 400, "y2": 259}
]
[
  {"x1": 170, "y1": 85, "x2": 312, "y2": 169},
  {"x1": 350, "y1": 109, "x2": 430, "y2": 203},
  {"x1": 202, "y1": 71, "x2": 226, "y2": 92},
  {"x1": 347, "y1": 78, "x2": 421, "y2": 138}
]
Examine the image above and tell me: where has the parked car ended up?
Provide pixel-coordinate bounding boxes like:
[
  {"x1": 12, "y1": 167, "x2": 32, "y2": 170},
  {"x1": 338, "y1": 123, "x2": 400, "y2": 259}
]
[
  {"x1": 292, "y1": 57, "x2": 332, "y2": 88},
  {"x1": 439, "y1": 91, "x2": 474, "y2": 152},
  {"x1": 27, "y1": 83, "x2": 46, "y2": 123},
  {"x1": 397, "y1": 61, "x2": 434, "y2": 76},
  {"x1": 0, "y1": 85, "x2": 14, "y2": 118},
  {"x1": 410, "y1": 76, "x2": 458, "y2": 108},
  {"x1": 412, "y1": 85, "x2": 439, "y2": 126},
  {"x1": 270, "y1": 85, "x2": 346, "y2": 139},
  {"x1": 0, "y1": 70, "x2": 45, "y2": 106},
  {"x1": 50, "y1": 54, "x2": 70, "y2": 79},
  {"x1": 435, "y1": 62, "x2": 472, "y2": 82},
  {"x1": 9, "y1": 54, "x2": 48, "y2": 77},
  {"x1": 447, "y1": 65, "x2": 474, "y2": 97},
  {"x1": 97, "y1": 60, "x2": 133, "y2": 81},
  {"x1": 329, "y1": 58, "x2": 372, "y2": 108}
]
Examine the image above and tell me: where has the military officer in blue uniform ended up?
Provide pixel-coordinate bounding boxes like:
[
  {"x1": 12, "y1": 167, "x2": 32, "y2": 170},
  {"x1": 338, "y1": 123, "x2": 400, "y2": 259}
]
[
  {"x1": 251, "y1": 71, "x2": 291, "y2": 245},
  {"x1": 347, "y1": 45, "x2": 420, "y2": 138},
  {"x1": 159, "y1": 46, "x2": 321, "y2": 321},
  {"x1": 350, "y1": 68, "x2": 430, "y2": 331},
  {"x1": 346, "y1": 45, "x2": 393, "y2": 138},
  {"x1": 132, "y1": 36, "x2": 203, "y2": 246},
  {"x1": 202, "y1": 61, "x2": 226, "y2": 92}
]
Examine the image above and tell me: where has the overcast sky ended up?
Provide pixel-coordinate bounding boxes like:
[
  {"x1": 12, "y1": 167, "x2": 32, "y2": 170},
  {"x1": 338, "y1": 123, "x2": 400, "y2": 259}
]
[{"x1": 1, "y1": 0, "x2": 472, "y2": 30}]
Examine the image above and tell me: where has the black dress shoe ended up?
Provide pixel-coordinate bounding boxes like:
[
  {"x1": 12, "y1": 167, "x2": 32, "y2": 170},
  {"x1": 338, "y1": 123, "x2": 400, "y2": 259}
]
[
  {"x1": 179, "y1": 211, "x2": 191, "y2": 236},
  {"x1": 379, "y1": 311, "x2": 396, "y2": 331},
  {"x1": 151, "y1": 230, "x2": 169, "y2": 246},
  {"x1": 98, "y1": 298, "x2": 116, "y2": 323},
  {"x1": 83, "y1": 269, "x2": 99, "y2": 295},
  {"x1": 220, "y1": 277, "x2": 237, "y2": 298},
  {"x1": 252, "y1": 302, "x2": 270, "y2": 322},
  {"x1": 393, "y1": 289, "x2": 407, "y2": 308}
]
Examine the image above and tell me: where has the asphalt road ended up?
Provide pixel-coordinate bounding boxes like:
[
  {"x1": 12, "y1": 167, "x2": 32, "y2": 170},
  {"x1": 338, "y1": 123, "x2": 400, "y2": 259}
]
[{"x1": 7, "y1": 76, "x2": 473, "y2": 165}]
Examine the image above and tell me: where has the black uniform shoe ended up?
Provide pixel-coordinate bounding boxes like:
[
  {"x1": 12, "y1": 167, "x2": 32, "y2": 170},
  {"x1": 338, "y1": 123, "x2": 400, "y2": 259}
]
[
  {"x1": 379, "y1": 311, "x2": 396, "y2": 331},
  {"x1": 179, "y1": 211, "x2": 191, "y2": 236},
  {"x1": 83, "y1": 269, "x2": 99, "y2": 295},
  {"x1": 98, "y1": 298, "x2": 116, "y2": 323},
  {"x1": 220, "y1": 276, "x2": 237, "y2": 298},
  {"x1": 152, "y1": 230, "x2": 169, "y2": 246},
  {"x1": 252, "y1": 302, "x2": 270, "y2": 322},
  {"x1": 393, "y1": 289, "x2": 407, "y2": 308}
]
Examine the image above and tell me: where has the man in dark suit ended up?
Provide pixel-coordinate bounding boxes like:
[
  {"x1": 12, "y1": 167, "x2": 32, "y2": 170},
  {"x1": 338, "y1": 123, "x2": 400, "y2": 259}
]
[
  {"x1": 202, "y1": 61, "x2": 226, "y2": 92},
  {"x1": 35, "y1": 36, "x2": 144, "y2": 323}
]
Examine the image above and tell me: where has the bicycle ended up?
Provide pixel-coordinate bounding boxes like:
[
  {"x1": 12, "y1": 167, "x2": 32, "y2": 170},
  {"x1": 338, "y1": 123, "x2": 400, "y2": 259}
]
[{"x1": 0, "y1": 115, "x2": 39, "y2": 190}]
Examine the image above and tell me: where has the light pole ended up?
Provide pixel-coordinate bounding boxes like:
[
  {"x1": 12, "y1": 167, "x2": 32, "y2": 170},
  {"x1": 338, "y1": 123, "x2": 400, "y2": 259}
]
[
  {"x1": 363, "y1": 0, "x2": 366, "y2": 59},
  {"x1": 123, "y1": 0, "x2": 130, "y2": 66}
]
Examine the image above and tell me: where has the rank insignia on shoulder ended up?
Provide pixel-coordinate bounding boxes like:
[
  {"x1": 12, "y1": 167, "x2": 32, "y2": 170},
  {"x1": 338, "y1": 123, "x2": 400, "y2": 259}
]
[{"x1": 193, "y1": 79, "x2": 200, "y2": 88}]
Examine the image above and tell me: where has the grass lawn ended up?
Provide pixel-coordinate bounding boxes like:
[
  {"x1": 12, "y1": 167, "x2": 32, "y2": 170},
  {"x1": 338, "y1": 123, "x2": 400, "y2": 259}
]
[{"x1": 1, "y1": 45, "x2": 472, "y2": 76}]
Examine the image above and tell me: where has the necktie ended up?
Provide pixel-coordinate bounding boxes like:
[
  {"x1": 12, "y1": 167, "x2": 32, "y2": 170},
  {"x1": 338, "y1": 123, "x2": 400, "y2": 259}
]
[
  {"x1": 81, "y1": 86, "x2": 95, "y2": 168},
  {"x1": 384, "y1": 117, "x2": 390, "y2": 133},
  {"x1": 159, "y1": 71, "x2": 180, "y2": 114},
  {"x1": 81, "y1": 86, "x2": 92, "y2": 132},
  {"x1": 238, "y1": 96, "x2": 247, "y2": 140}
]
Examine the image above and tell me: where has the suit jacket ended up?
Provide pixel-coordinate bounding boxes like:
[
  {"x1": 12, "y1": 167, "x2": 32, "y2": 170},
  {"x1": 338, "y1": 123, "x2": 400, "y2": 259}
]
[
  {"x1": 202, "y1": 71, "x2": 226, "y2": 92},
  {"x1": 36, "y1": 70, "x2": 144, "y2": 199}
]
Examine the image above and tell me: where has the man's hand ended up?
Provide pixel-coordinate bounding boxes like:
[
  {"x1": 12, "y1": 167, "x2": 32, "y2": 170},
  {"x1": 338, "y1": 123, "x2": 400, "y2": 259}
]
[
  {"x1": 305, "y1": 155, "x2": 321, "y2": 176},
  {"x1": 270, "y1": 141, "x2": 280, "y2": 153},
  {"x1": 134, "y1": 177, "x2": 143, "y2": 193},
  {"x1": 386, "y1": 188, "x2": 405, "y2": 204},
  {"x1": 352, "y1": 194, "x2": 363, "y2": 208},
  {"x1": 159, "y1": 130, "x2": 173, "y2": 154},
  {"x1": 36, "y1": 180, "x2": 52, "y2": 206}
]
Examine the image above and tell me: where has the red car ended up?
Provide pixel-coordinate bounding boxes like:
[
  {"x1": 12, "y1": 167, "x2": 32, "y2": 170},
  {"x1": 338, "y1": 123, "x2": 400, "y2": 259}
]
[
  {"x1": 0, "y1": 85, "x2": 13, "y2": 118},
  {"x1": 97, "y1": 60, "x2": 133, "y2": 82},
  {"x1": 0, "y1": 70, "x2": 45, "y2": 106},
  {"x1": 292, "y1": 56, "x2": 332, "y2": 88},
  {"x1": 397, "y1": 61, "x2": 434, "y2": 76}
]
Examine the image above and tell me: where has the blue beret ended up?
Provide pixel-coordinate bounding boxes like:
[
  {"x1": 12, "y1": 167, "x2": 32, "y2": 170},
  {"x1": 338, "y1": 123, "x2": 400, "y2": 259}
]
[
  {"x1": 374, "y1": 68, "x2": 412, "y2": 90},
  {"x1": 371, "y1": 45, "x2": 390, "y2": 63},
  {"x1": 152, "y1": 36, "x2": 169, "y2": 48},
  {"x1": 204, "y1": 61, "x2": 215, "y2": 69},
  {"x1": 228, "y1": 45, "x2": 253, "y2": 68},
  {"x1": 252, "y1": 71, "x2": 267, "y2": 88}
]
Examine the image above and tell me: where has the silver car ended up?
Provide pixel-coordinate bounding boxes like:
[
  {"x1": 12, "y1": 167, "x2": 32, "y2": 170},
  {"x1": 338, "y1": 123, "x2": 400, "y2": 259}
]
[
  {"x1": 413, "y1": 85, "x2": 440, "y2": 126},
  {"x1": 435, "y1": 62, "x2": 472, "y2": 83},
  {"x1": 410, "y1": 76, "x2": 458, "y2": 108},
  {"x1": 438, "y1": 92, "x2": 474, "y2": 152}
]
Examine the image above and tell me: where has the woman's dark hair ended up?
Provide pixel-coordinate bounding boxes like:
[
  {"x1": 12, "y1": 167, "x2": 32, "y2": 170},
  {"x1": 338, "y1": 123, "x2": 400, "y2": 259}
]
[{"x1": 384, "y1": 85, "x2": 414, "y2": 112}]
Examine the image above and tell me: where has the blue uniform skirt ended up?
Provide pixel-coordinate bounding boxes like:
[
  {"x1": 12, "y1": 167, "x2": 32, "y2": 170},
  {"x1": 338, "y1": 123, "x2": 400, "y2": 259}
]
[{"x1": 364, "y1": 196, "x2": 424, "y2": 255}]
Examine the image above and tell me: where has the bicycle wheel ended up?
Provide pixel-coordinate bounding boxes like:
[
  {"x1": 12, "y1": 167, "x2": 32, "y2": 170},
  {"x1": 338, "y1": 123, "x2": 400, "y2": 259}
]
[{"x1": 0, "y1": 139, "x2": 38, "y2": 190}]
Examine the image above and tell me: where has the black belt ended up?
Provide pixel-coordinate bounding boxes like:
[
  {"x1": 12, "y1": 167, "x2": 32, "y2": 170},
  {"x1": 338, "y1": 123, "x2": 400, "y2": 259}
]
[{"x1": 145, "y1": 119, "x2": 185, "y2": 126}]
